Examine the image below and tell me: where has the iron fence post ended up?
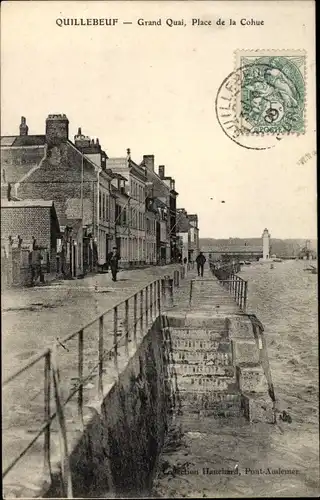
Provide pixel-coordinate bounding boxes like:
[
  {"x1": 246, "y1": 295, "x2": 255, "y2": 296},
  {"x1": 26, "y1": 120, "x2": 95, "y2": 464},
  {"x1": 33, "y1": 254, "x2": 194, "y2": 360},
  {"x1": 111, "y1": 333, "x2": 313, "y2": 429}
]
[
  {"x1": 113, "y1": 306, "x2": 118, "y2": 369},
  {"x1": 189, "y1": 279, "x2": 193, "y2": 307},
  {"x1": 244, "y1": 281, "x2": 248, "y2": 312},
  {"x1": 44, "y1": 350, "x2": 51, "y2": 477},
  {"x1": 150, "y1": 282, "x2": 153, "y2": 320},
  {"x1": 98, "y1": 316, "x2": 104, "y2": 398},
  {"x1": 133, "y1": 293, "x2": 137, "y2": 344},
  {"x1": 125, "y1": 299, "x2": 129, "y2": 357},
  {"x1": 145, "y1": 285, "x2": 149, "y2": 330},
  {"x1": 140, "y1": 289, "x2": 144, "y2": 337},
  {"x1": 161, "y1": 278, "x2": 166, "y2": 306},
  {"x1": 78, "y1": 329, "x2": 84, "y2": 426},
  {"x1": 167, "y1": 277, "x2": 174, "y2": 307},
  {"x1": 157, "y1": 279, "x2": 161, "y2": 316}
]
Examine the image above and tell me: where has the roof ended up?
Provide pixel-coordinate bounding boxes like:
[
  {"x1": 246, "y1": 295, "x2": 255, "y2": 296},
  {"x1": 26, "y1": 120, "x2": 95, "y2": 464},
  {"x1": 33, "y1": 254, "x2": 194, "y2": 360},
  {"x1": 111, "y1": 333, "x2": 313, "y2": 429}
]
[
  {"x1": 112, "y1": 172, "x2": 128, "y2": 182},
  {"x1": 1, "y1": 143, "x2": 46, "y2": 183},
  {"x1": 1, "y1": 199, "x2": 54, "y2": 208},
  {"x1": 0, "y1": 135, "x2": 46, "y2": 147}
]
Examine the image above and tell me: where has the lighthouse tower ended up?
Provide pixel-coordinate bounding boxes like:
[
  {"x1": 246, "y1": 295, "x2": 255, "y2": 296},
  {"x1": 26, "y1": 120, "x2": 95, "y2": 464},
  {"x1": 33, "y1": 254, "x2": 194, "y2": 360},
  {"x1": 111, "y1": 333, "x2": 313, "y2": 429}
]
[{"x1": 262, "y1": 228, "x2": 270, "y2": 260}]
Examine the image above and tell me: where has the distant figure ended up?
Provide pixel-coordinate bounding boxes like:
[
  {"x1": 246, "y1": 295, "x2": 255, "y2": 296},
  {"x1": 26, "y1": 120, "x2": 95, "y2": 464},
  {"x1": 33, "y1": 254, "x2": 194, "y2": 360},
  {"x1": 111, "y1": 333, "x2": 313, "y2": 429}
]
[
  {"x1": 178, "y1": 252, "x2": 182, "y2": 263},
  {"x1": 183, "y1": 257, "x2": 187, "y2": 265},
  {"x1": 109, "y1": 247, "x2": 120, "y2": 282},
  {"x1": 196, "y1": 252, "x2": 206, "y2": 277}
]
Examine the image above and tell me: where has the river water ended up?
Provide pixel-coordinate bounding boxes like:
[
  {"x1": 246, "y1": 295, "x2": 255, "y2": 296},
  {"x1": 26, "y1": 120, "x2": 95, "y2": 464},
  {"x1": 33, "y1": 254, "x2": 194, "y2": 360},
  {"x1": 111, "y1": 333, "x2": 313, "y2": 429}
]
[
  {"x1": 239, "y1": 259, "x2": 319, "y2": 491},
  {"x1": 239, "y1": 259, "x2": 318, "y2": 430}
]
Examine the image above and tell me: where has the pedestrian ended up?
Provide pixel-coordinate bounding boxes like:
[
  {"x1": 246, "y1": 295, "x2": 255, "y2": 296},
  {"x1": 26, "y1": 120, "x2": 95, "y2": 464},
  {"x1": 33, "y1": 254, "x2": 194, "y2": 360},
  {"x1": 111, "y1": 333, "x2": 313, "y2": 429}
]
[
  {"x1": 109, "y1": 246, "x2": 120, "y2": 282},
  {"x1": 195, "y1": 251, "x2": 206, "y2": 277},
  {"x1": 183, "y1": 257, "x2": 187, "y2": 265},
  {"x1": 30, "y1": 246, "x2": 43, "y2": 285}
]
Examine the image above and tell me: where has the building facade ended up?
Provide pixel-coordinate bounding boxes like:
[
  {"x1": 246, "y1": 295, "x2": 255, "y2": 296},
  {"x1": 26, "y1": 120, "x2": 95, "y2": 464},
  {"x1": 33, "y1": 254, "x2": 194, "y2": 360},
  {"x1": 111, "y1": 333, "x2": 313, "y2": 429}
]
[
  {"x1": 107, "y1": 151, "x2": 149, "y2": 266},
  {"x1": 176, "y1": 208, "x2": 200, "y2": 264},
  {"x1": 143, "y1": 157, "x2": 177, "y2": 264},
  {"x1": 188, "y1": 214, "x2": 200, "y2": 262},
  {"x1": 0, "y1": 115, "x2": 116, "y2": 272}
]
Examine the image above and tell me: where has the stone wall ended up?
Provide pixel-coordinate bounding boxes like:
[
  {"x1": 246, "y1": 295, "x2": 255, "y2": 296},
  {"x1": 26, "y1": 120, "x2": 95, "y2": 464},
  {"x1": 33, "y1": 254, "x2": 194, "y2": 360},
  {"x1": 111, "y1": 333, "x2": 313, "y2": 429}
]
[{"x1": 44, "y1": 316, "x2": 172, "y2": 499}]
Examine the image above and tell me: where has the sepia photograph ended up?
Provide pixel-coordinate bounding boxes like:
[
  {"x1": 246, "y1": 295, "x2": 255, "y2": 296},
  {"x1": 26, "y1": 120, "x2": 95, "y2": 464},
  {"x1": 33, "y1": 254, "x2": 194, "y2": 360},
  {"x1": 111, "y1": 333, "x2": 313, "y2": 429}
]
[{"x1": 1, "y1": 0, "x2": 318, "y2": 498}]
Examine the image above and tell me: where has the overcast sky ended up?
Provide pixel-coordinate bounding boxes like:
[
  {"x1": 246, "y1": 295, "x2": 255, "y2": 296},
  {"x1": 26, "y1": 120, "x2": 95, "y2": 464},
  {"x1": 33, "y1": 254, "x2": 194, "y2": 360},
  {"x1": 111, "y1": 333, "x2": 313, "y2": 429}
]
[{"x1": 1, "y1": 1, "x2": 316, "y2": 239}]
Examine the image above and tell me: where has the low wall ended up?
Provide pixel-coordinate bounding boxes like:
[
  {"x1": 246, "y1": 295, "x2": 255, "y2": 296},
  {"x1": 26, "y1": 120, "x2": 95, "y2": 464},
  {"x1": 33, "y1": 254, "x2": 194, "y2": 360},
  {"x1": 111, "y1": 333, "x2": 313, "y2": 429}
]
[{"x1": 45, "y1": 316, "x2": 171, "y2": 499}]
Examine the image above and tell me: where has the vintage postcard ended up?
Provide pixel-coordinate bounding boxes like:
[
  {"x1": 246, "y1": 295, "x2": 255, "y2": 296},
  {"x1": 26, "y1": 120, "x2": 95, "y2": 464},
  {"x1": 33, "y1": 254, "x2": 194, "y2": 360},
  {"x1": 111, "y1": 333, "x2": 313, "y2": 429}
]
[{"x1": 1, "y1": 1, "x2": 317, "y2": 499}]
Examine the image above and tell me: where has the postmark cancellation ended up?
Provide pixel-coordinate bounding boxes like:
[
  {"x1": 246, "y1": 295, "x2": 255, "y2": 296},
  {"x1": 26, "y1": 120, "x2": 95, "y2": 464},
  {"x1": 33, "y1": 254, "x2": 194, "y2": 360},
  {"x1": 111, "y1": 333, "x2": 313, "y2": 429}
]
[{"x1": 234, "y1": 50, "x2": 306, "y2": 135}]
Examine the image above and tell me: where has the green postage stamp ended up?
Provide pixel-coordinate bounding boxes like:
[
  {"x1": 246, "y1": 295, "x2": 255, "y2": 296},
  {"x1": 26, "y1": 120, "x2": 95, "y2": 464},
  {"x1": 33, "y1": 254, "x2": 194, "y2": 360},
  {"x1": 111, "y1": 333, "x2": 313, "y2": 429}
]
[{"x1": 234, "y1": 50, "x2": 306, "y2": 135}]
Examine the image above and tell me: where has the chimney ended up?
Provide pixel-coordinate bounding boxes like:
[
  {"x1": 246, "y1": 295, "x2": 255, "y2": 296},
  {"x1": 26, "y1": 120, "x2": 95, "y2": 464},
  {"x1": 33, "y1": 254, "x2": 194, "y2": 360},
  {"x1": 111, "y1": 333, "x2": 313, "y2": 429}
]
[
  {"x1": 46, "y1": 114, "x2": 69, "y2": 146},
  {"x1": 143, "y1": 154, "x2": 155, "y2": 171},
  {"x1": 19, "y1": 116, "x2": 28, "y2": 136},
  {"x1": 127, "y1": 148, "x2": 131, "y2": 160},
  {"x1": 74, "y1": 127, "x2": 91, "y2": 149},
  {"x1": 158, "y1": 165, "x2": 165, "y2": 179}
]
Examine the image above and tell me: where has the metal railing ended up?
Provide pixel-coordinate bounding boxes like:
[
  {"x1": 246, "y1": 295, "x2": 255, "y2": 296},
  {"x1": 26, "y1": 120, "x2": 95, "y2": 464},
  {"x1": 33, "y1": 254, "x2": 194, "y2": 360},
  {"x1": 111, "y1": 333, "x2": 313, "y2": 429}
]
[
  {"x1": 209, "y1": 261, "x2": 248, "y2": 311},
  {"x1": 2, "y1": 268, "x2": 183, "y2": 497}
]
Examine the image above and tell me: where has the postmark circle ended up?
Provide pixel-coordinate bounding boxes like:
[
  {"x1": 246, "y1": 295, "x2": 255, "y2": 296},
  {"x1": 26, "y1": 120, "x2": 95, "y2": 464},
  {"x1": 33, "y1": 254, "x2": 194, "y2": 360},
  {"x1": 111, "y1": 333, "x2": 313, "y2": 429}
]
[{"x1": 215, "y1": 63, "x2": 300, "y2": 150}]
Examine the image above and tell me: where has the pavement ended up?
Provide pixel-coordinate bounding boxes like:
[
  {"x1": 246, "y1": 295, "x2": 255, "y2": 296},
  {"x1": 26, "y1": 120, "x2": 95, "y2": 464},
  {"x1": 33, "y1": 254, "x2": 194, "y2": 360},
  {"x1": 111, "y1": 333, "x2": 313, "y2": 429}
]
[{"x1": 2, "y1": 264, "x2": 185, "y2": 379}]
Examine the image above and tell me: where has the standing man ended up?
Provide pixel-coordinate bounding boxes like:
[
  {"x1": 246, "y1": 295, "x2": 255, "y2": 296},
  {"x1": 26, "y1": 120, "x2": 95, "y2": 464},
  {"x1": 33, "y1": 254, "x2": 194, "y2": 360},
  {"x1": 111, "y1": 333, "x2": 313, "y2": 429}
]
[
  {"x1": 30, "y1": 245, "x2": 44, "y2": 285},
  {"x1": 109, "y1": 246, "x2": 120, "y2": 282},
  {"x1": 195, "y1": 251, "x2": 206, "y2": 277}
]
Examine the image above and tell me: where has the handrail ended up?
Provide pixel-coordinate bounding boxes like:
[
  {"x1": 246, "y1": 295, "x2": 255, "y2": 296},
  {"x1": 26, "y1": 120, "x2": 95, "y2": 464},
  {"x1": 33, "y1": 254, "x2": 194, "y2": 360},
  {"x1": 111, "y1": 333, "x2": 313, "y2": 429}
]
[
  {"x1": 208, "y1": 261, "x2": 248, "y2": 312},
  {"x1": 2, "y1": 267, "x2": 183, "y2": 492},
  {"x1": 3, "y1": 277, "x2": 160, "y2": 387}
]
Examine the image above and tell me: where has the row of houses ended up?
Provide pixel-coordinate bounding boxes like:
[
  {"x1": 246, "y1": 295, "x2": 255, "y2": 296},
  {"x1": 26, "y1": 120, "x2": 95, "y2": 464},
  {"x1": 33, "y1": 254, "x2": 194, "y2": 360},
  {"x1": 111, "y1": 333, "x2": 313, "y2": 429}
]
[{"x1": 1, "y1": 114, "x2": 199, "y2": 282}]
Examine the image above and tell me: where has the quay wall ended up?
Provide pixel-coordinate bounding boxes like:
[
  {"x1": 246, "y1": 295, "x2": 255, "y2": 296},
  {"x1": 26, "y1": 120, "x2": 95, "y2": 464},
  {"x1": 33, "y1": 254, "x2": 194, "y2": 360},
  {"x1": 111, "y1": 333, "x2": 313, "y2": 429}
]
[{"x1": 44, "y1": 316, "x2": 171, "y2": 498}]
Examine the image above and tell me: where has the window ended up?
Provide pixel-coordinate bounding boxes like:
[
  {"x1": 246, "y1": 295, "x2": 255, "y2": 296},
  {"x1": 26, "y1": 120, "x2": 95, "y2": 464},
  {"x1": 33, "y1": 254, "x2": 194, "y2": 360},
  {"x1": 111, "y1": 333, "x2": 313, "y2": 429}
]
[{"x1": 99, "y1": 192, "x2": 102, "y2": 219}]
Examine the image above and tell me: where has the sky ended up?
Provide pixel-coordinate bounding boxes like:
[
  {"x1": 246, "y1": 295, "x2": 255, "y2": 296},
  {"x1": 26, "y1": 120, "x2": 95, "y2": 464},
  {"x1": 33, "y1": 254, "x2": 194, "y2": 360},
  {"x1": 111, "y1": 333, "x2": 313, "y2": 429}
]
[{"x1": 1, "y1": 1, "x2": 317, "y2": 239}]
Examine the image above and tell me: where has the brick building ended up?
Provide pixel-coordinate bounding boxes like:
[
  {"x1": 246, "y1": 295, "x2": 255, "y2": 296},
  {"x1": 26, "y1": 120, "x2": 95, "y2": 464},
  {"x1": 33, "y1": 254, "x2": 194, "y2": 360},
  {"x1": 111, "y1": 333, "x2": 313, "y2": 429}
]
[
  {"x1": 1, "y1": 199, "x2": 60, "y2": 273},
  {"x1": 0, "y1": 115, "x2": 115, "y2": 272}
]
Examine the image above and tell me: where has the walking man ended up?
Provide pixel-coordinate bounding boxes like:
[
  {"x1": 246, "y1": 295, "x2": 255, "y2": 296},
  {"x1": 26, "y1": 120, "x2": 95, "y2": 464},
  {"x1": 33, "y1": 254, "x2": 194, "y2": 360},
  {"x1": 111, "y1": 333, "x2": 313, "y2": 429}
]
[
  {"x1": 109, "y1": 246, "x2": 120, "y2": 282},
  {"x1": 195, "y1": 251, "x2": 206, "y2": 277}
]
